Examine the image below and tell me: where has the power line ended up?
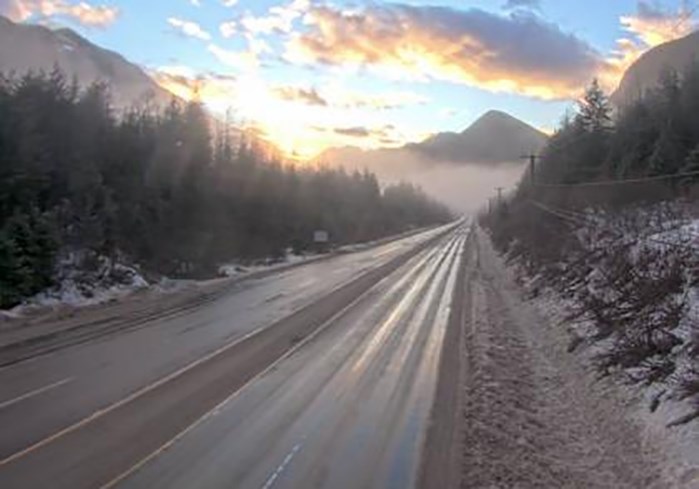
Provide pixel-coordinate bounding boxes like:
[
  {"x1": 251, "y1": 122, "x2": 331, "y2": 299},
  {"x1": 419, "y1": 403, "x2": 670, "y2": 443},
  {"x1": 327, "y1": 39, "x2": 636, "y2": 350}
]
[
  {"x1": 534, "y1": 169, "x2": 699, "y2": 188},
  {"x1": 528, "y1": 199, "x2": 699, "y2": 251},
  {"x1": 528, "y1": 200, "x2": 586, "y2": 225}
]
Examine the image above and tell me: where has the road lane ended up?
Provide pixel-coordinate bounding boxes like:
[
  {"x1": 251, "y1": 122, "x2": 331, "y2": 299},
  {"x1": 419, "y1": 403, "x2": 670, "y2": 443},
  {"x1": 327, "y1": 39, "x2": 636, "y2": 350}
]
[
  {"x1": 0, "y1": 223, "x2": 466, "y2": 488},
  {"x1": 0, "y1": 224, "x2": 453, "y2": 462},
  {"x1": 117, "y1": 227, "x2": 467, "y2": 489}
]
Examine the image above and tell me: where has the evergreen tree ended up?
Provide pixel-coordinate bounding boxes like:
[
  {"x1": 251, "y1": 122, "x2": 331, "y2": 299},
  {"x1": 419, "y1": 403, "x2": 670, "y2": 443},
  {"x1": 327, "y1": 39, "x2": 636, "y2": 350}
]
[{"x1": 0, "y1": 69, "x2": 452, "y2": 305}]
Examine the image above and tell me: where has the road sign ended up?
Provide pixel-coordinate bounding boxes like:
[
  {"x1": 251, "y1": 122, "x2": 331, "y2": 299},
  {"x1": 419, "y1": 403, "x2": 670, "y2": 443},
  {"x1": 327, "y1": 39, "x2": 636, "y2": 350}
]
[{"x1": 314, "y1": 230, "x2": 330, "y2": 243}]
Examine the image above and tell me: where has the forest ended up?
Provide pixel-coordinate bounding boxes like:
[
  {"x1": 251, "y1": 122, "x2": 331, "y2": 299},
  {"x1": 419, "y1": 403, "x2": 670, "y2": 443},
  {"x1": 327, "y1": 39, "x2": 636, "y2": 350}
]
[
  {"x1": 485, "y1": 59, "x2": 699, "y2": 264},
  {"x1": 482, "y1": 61, "x2": 699, "y2": 411},
  {"x1": 0, "y1": 69, "x2": 452, "y2": 308}
]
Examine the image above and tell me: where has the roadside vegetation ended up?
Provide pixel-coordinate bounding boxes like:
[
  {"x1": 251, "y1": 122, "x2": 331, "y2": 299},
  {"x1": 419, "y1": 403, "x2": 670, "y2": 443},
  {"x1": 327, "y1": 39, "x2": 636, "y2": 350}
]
[
  {"x1": 481, "y1": 62, "x2": 699, "y2": 423},
  {"x1": 0, "y1": 69, "x2": 452, "y2": 309}
]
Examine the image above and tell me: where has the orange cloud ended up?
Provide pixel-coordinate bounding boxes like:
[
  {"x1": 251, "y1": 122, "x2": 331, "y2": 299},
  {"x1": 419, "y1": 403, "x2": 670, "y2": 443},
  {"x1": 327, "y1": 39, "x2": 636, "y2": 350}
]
[
  {"x1": 599, "y1": 2, "x2": 697, "y2": 91},
  {"x1": 272, "y1": 83, "x2": 429, "y2": 110},
  {"x1": 1, "y1": 0, "x2": 119, "y2": 27},
  {"x1": 621, "y1": 1, "x2": 696, "y2": 47},
  {"x1": 152, "y1": 67, "x2": 427, "y2": 158},
  {"x1": 285, "y1": 4, "x2": 604, "y2": 101}
]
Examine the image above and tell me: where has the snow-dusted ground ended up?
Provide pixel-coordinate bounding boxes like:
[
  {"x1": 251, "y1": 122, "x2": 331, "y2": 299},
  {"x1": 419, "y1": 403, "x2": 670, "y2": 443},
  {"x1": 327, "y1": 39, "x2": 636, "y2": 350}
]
[
  {"x1": 1, "y1": 249, "x2": 322, "y2": 320},
  {"x1": 532, "y1": 287, "x2": 699, "y2": 489},
  {"x1": 514, "y1": 203, "x2": 699, "y2": 417},
  {"x1": 462, "y1": 227, "x2": 699, "y2": 488},
  {"x1": 1, "y1": 228, "x2": 435, "y2": 320},
  {"x1": 2, "y1": 251, "x2": 149, "y2": 319},
  {"x1": 487, "y1": 200, "x2": 699, "y2": 487}
]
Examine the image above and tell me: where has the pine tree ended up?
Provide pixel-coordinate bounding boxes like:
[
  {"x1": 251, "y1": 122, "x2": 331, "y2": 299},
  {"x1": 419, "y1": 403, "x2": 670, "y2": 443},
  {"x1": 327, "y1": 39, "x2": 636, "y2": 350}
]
[
  {"x1": 680, "y1": 144, "x2": 699, "y2": 186},
  {"x1": 577, "y1": 79, "x2": 612, "y2": 134}
]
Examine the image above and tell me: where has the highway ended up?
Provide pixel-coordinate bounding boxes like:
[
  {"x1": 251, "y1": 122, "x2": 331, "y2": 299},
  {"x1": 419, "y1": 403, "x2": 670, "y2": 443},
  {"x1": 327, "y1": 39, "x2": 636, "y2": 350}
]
[{"x1": 0, "y1": 223, "x2": 468, "y2": 489}]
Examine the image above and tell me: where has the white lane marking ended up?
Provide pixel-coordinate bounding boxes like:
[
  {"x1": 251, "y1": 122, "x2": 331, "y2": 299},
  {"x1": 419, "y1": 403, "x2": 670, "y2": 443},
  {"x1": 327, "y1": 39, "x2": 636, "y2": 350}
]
[
  {"x1": 0, "y1": 247, "x2": 407, "y2": 469},
  {"x1": 0, "y1": 377, "x2": 75, "y2": 411},
  {"x1": 260, "y1": 443, "x2": 303, "y2": 489},
  {"x1": 95, "y1": 238, "x2": 442, "y2": 489}
]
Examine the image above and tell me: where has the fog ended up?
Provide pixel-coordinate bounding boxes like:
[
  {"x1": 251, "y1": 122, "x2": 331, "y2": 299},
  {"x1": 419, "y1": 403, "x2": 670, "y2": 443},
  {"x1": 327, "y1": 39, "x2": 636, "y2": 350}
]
[{"x1": 330, "y1": 148, "x2": 527, "y2": 215}]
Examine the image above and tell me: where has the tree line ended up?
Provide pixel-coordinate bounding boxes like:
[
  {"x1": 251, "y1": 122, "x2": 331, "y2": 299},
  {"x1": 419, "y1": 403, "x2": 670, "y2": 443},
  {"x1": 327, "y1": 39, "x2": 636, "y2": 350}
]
[
  {"x1": 0, "y1": 69, "x2": 452, "y2": 308},
  {"x1": 480, "y1": 62, "x2": 699, "y2": 402},
  {"x1": 484, "y1": 59, "x2": 699, "y2": 262},
  {"x1": 535, "y1": 61, "x2": 699, "y2": 190}
]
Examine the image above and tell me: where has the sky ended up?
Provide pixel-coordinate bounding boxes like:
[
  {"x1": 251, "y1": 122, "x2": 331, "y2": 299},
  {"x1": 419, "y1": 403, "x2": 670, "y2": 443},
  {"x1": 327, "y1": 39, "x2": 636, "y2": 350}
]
[{"x1": 1, "y1": 0, "x2": 697, "y2": 159}]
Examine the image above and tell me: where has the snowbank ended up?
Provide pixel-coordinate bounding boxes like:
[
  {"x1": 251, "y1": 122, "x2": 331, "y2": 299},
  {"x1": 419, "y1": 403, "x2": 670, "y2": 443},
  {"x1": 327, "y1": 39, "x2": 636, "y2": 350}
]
[{"x1": 8, "y1": 250, "x2": 149, "y2": 316}]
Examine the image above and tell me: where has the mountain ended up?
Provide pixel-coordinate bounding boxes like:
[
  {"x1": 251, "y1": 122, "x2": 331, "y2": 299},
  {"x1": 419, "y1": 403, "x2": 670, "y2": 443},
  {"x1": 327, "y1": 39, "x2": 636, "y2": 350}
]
[
  {"x1": 611, "y1": 30, "x2": 699, "y2": 106},
  {"x1": 0, "y1": 15, "x2": 174, "y2": 108},
  {"x1": 320, "y1": 110, "x2": 548, "y2": 168},
  {"x1": 407, "y1": 110, "x2": 547, "y2": 163},
  {"x1": 316, "y1": 111, "x2": 546, "y2": 213}
]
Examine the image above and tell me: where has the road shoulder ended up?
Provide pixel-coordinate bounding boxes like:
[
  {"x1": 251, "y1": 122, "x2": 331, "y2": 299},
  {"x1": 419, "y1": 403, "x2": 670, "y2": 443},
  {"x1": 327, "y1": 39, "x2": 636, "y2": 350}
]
[{"x1": 420, "y1": 226, "x2": 677, "y2": 488}]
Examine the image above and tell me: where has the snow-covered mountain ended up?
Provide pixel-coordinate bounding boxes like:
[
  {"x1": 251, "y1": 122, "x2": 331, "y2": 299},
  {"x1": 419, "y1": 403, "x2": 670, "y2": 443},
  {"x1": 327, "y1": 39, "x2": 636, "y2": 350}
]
[{"x1": 0, "y1": 15, "x2": 174, "y2": 108}]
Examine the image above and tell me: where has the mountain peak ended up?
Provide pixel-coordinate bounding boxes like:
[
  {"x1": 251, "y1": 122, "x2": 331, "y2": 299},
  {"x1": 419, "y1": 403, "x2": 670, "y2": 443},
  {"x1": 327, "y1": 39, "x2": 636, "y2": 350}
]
[
  {"x1": 411, "y1": 110, "x2": 547, "y2": 164},
  {"x1": 465, "y1": 110, "x2": 536, "y2": 133},
  {"x1": 475, "y1": 109, "x2": 514, "y2": 121},
  {"x1": 0, "y1": 16, "x2": 175, "y2": 108}
]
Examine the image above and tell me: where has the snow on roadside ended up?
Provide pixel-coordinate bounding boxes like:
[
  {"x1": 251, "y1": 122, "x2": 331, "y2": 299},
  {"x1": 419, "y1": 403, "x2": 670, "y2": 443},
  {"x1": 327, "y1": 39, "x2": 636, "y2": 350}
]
[
  {"x1": 1, "y1": 228, "x2": 435, "y2": 321},
  {"x1": 5, "y1": 251, "x2": 150, "y2": 318},
  {"x1": 527, "y1": 286, "x2": 699, "y2": 488},
  {"x1": 2, "y1": 248, "x2": 325, "y2": 320},
  {"x1": 217, "y1": 248, "x2": 321, "y2": 278},
  {"x1": 493, "y1": 201, "x2": 699, "y2": 485},
  {"x1": 507, "y1": 211, "x2": 699, "y2": 486}
]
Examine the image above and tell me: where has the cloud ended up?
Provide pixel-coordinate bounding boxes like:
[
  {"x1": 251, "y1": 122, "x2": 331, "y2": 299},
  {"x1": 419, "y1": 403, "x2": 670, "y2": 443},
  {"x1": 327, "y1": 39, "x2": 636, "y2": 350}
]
[
  {"x1": 271, "y1": 82, "x2": 429, "y2": 110},
  {"x1": 0, "y1": 0, "x2": 119, "y2": 27},
  {"x1": 168, "y1": 17, "x2": 211, "y2": 41},
  {"x1": 273, "y1": 86, "x2": 328, "y2": 106},
  {"x1": 238, "y1": 0, "x2": 309, "y2": 35},
  {"x1": 221, "y1": 0, "x2": 238, "y2": 6},
  {"x1": 330, "y1": 125, "x2": 399, "y2": 142},
  {"x1": 151, "y1": 66, "x2": 240, "y2": 111},
  {"x1": 333, "y1": 126, "x2": 371, "y2": 138},
  {"x1": 152, "y1": 65, "x2": 426, "y2": 158},
  {"x1": 285, "y1": 4, "x2": 605, "y2": 100},
  {"x1": 208, "y1": 44, "x2": 258, "y2": 71},
  {"x1": 601, "y1": 2, "x2": 697, "y2": 90},
  {"x1": 621, "y1": 1, "x2": 696, "y2": 47},
  {"x1": 220, "y1": 20, "x2": 236, "y2": 37},
  {"x1": 502, "y1": 0, "x2": 540, "y2": 12},
  {"x1": 208, "y1": 35, "x2": 272, "y2": 71},
  {"x1": 331, "y1": 89, "x2": 429, "y2": 110}
]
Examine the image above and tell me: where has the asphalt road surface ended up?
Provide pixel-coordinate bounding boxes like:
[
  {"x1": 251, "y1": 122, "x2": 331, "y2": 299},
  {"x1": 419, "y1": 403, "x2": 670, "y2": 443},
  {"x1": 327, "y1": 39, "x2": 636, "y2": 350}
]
[{"x1": 0, "y1": 222, "x2": 468, "y2": 489}]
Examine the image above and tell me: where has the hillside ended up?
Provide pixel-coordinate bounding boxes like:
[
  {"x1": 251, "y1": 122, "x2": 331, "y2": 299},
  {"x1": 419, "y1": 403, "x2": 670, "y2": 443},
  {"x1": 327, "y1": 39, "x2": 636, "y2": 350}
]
[
  {"x1": 0, "y1": 15, "x2": 173, "y2": 108},
  {"x1": 611, "y1": 29, "x2": 699, "y2": 105}
]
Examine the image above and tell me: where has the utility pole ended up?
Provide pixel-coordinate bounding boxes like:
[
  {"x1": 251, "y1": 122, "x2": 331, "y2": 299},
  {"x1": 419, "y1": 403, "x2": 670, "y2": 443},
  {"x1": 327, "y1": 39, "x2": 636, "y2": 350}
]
[{"x1": 520, "y1": 153, "x2": 540, "y2": 184}]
